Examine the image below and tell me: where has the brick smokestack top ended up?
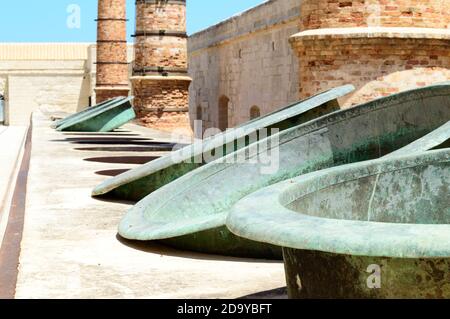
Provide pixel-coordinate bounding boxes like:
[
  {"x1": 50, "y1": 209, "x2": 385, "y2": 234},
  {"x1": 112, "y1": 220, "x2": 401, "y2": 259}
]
[
  {"x1": 132, "y1": 0, "x2": 192, "y2": 134},
  {"x1": 95, "y1": 0, "x2": 130, "y2": 103},
  {"x1": 290, "y1": 0, "x2": 450, "y2": 107}
]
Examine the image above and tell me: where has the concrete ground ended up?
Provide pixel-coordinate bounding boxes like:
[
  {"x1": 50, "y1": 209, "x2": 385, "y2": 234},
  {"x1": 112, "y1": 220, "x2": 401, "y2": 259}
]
[{"x1": 9, "y1": 111, "x2": 285, "y2": 299}]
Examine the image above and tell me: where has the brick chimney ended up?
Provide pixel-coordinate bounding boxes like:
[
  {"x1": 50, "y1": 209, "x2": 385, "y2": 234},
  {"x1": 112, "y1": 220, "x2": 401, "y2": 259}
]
[
  {"x1": 132, "y1": 0, "x2": 192, "y2": 133},
  {"x1": 95, "y1": 0, "x2": 130, "y2": 103},
  {"x1": 290, "y1": 0, "x2": 450, "y2": 108}
]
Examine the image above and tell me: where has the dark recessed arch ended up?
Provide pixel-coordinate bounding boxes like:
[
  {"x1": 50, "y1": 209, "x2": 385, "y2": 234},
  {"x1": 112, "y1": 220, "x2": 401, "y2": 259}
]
[{"x1": 218, "y1": 95, "x2": 230, "y2": 131}]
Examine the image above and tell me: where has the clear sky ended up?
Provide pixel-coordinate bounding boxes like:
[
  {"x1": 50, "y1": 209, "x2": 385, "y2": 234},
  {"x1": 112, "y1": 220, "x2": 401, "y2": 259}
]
[{"x1": 0, "y1": 0, "x2": 266, "y2": 42}]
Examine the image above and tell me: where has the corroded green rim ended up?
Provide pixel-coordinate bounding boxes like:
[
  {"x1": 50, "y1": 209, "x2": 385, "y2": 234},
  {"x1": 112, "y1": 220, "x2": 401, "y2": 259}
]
[
  {"x1": 226, "y1": 149, "x2": 450, "y2": 258},
  {"x1": 93, "y1": 84, "x2": 355, "y2": 197}
]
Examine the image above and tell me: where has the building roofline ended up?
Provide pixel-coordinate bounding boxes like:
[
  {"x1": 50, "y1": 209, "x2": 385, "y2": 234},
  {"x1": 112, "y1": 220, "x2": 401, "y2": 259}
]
[{"x1": 188, "y1": 0, "x2": 272, "y2": 38}]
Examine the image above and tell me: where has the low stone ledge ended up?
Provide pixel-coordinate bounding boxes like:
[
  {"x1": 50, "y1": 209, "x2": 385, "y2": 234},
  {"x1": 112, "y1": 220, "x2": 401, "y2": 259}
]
[{"x1": 290, "y1": 27, "x2": 450, "y2": 43}]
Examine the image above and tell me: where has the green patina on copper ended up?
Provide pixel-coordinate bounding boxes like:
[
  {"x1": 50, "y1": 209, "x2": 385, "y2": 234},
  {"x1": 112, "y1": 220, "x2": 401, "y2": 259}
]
[
  {"x1": 118, "y1": 83, "x2": 450, "y2": 258},
  {"x1": 51, "y1": 97, "x2": 124, "y2": 129},
  {"x1": 57, "y1": 97, "x2": 135, "y2": 132},
  {"x1": 227, "y1": 150, "x2": 450, "y2": 298},
  {"x1": 386, "y1": 121, "x2": 450, "y2": 157},
  {"x1": 92, "y1": 85, "x2": 355, "y2": 201},
  {"x1": 283, "y1": 249, "x2": 450, "y2": 299}
]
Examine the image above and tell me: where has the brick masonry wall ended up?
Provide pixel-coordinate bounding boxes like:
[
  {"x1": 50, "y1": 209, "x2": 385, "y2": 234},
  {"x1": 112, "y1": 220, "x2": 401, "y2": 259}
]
[
  {"x1": 95, "y1": 87, "x2": 130, "y2": 104},
  {"x1": 134, "y1": 1, "x2": 187, "y2": 71},
  {"x1": 134, "y1": 36, "x2": 187, "y2": 70},
  {"x1": 135, "y1": 1, "x2": 186, "y2": 31},
  {"x1": 292, "y1": 36, "x2": 450, "y2": 107},
  {"x1": 95, "y1": 0, "x2": 129, "y2": 102},
  {"x1": 96, "y1": 62, "x2": 128, "y2": 87},
  {"x1": 132, "y1": 78, "x2": 190, "y2": 133},
  {"x1": 292, "y1": 0, "x2": 450, "y2": 107},
  {"x1": 132, "y1": 0, "x2": 190, "y2": 133},
  {"x1": 301, "y1": 0, "x2": 450, "y2": 30}
]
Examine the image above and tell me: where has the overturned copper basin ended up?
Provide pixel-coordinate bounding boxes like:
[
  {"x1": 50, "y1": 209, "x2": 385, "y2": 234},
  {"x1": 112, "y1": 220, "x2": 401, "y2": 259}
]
[
  {"x1": 227, "y1": 149, "x2": 450, "y2": 298},
  {"x1": 117, "y1": 83, "x2": 450, "y2": 259}
]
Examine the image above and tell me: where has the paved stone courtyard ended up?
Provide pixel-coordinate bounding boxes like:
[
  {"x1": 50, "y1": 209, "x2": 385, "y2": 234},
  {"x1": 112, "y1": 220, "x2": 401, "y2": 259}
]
[{"x1": 0, "y1": 112, "x2": 285, "y2": 299}]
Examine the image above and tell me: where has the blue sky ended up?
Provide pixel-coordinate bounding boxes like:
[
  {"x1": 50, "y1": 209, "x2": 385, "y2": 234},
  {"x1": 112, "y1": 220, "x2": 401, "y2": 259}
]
[{"x1": 0, "y1": 0, "x2": 266, "y2": 42}]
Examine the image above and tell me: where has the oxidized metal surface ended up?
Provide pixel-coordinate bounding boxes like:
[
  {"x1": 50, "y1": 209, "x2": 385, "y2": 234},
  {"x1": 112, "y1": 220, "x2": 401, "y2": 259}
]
[
  {"x1": 119, "y1": 83, "x2": 450, "y2": 258},
  {"x1": 92, "y1": 85, "x2": 355, "y2": 200},
  {"x1": 386, "y1": 121, "x2": 449, "y2": 157},
  {"x1": 51, "y1": 97, "x2": 123, "y2": 129},
  {"x1": 283, "y1": 249, "x2": 450, "y2": 299},
  {"x1": 227, "y1": 149, "x2": 450, "y2": 298},
  {"x1": 57, "y1": 97, "x2": 136, "y2": 132}
]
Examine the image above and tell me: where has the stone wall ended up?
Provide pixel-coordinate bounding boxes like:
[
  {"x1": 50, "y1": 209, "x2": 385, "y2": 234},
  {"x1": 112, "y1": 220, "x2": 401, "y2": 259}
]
[
  {"x1": 0, "y1": 44, "x2": 92, "y2": 126},
  {"x1": 188, "y1": 0, "x2": 301, "y2": 130},
  {"x1": 0, "y1": 77, "x2": 6, "y2": 96},
  {"x1": 7, "y1": 72, "x2": 90, "y2": 126},
  {"x1": 0, "y1": 43, "x2": 135, "y2": 126}
]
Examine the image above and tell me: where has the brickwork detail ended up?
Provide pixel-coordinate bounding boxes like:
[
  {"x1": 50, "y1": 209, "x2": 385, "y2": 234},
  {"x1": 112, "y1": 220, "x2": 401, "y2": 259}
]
[
  {"x1": 95, "y1": 0, "x2": 129, "y2": 103},
  {"x1": 96, "y1": 63, "x2": 128, "y2": 87},
  {"x1": 292, "y1": 36, "x2": 450, "y2": 107},
  {"x1": 132, "y1": 0, "x2": 191, "y2": 133},
  {"x1": 95, "y1": 88, "x2": 130, "y2": 104},
  {"x1": 292, "y1": 0, "x2": 450, "y2": 107},
  {"x1": 135, "y1": 1, "x2": 186, "y2": 32},
  {"x1": 133, "y1": 78, "x2": 190, "y2": 132},
  {"x1": 134, "y1": 36, "x2": 187, "y2": 70},
  {"x1": 301, "y1": 0, "x2": 450, "y2": 30}
]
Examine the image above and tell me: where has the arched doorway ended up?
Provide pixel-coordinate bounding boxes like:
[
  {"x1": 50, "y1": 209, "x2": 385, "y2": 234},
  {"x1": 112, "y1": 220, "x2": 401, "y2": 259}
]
[
  {"x1": 250, "y1": 105, "x2": 261, "y2": 120},
  {"x1": 218, "y1": 95, "x2": 229, "y2": 131}
]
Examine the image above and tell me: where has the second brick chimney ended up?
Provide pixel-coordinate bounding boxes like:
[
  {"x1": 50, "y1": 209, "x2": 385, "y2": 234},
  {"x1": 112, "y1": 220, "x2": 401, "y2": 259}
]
[{"x1": 131, "y1": 0, "x2": 192, "y2": 134}]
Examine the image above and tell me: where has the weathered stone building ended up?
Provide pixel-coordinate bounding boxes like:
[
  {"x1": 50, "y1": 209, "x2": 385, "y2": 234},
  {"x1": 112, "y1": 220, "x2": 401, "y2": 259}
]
[
  {"x1": 188, "y1": 0, "x2": 301, "y2": 130},
  {"x1": 0, "y1": 43, "x2": 92, "y2": 126},
  {"x1": 189, "y1": 0, "x2": 450, "y2": 129},
  {"x1": 1, "y1": 0, "x2": 449, "y2": 130},
  {"x1": 95, "y1": 0, "x2": 130, "y2": 102},
  {"x1": 0, "y1": 43, "x2": 134, "y2": 126}
]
